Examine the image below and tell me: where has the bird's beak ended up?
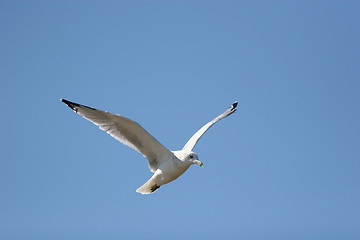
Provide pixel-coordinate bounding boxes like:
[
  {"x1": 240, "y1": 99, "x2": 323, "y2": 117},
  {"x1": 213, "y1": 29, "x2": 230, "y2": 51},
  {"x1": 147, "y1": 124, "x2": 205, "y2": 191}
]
[{"x1": 194, "y1": 160, "x2": 204, "y2": 167}]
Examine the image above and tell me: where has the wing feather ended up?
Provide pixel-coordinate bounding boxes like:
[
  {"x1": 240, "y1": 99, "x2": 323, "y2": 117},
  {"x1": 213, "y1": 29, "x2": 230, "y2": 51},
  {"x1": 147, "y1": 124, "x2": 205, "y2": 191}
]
[
  {"x1": 182, "y1": 101, "x2": 238, "y2": 151},
  {"x1": 61, "y1": 99, "x2": 173, "y2": 172}
]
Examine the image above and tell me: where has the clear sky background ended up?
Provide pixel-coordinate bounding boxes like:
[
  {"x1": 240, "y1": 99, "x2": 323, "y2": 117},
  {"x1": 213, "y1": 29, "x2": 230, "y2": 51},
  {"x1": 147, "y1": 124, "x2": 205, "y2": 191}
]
[{"x1": 0, "y1": 1, "x2": 359, "y2": 239}]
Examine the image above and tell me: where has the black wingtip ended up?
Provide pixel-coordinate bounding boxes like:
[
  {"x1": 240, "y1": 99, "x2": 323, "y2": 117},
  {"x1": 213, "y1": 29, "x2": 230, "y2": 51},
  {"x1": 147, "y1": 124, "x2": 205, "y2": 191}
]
[
  {"x1": 60, "y1": 98, "x2": 77, "y2": 111},
  {"x1": 60, "y1": 98, "x2": 68, "y2": 104},
  {"x1": 232, "y1": 101, "x2": 238, "y2": 109},
  {"x1": 60, "y1": 98, "x2": 84, "y2": 113},
  {"x1": 60, "y1": 98, "x2": 97, "y2": 112}
]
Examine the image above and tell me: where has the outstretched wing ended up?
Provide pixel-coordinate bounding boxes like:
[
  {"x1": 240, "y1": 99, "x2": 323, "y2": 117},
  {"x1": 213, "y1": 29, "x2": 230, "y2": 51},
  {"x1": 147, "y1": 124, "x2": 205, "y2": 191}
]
[
  {"x1": 182, "y1": 101, "x2": 238, "y2": 152},
  {"x1": 61, "y1": 99, "x2": 173, "y2": 172}
]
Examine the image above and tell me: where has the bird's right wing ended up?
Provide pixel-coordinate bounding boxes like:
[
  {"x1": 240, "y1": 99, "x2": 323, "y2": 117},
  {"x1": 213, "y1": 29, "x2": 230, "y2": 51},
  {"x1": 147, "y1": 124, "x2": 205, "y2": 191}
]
[
  {"x1": 182, "y1": 101, "x2": 238, "y2": 152},
  {"x1": 61, "y1": 99, "x2": 173, "y2": 172}
]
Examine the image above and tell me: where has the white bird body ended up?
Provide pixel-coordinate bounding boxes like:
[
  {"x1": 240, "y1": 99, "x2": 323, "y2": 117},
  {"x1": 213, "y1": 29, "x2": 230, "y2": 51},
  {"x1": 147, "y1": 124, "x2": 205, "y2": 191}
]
[
  {"x1": 137, "y1": 151, "x2": 192, "y2": 193},
  {"x1": 157, "y1": 152, "x2": 190, "y2": 184},
  {"x1": 61, "y1": 99, "x2": 238, "y2": 194}
]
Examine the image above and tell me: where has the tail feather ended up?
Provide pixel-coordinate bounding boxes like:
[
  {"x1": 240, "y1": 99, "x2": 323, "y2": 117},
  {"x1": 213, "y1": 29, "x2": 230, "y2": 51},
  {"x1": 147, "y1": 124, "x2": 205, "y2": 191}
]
[{"x1": 136, "y1": 178, "x2": 160, "y2": 194}]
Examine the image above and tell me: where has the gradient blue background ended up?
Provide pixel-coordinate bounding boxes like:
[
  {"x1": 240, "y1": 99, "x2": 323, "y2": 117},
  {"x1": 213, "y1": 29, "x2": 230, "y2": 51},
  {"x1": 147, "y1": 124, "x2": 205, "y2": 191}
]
[{"x1": 1, "y1": 1, "x2": 359, "y2": 239}]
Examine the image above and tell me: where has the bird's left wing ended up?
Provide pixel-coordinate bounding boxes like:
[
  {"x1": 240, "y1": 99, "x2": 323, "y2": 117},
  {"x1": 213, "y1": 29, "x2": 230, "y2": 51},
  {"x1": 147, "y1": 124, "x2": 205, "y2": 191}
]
[
  {"x1": 182, "y1": 101, "x2": 238, "y2": 152},
  {"x1": 61, "y1": 99, "x2": 173, "y2": 172}
]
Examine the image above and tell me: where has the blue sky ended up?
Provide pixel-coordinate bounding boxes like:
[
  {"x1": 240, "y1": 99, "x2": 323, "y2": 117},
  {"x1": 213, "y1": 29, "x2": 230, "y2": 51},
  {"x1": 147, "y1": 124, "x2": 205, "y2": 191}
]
[{"x1": 0, "y1": 1, "x2": 359, "y2": 239}]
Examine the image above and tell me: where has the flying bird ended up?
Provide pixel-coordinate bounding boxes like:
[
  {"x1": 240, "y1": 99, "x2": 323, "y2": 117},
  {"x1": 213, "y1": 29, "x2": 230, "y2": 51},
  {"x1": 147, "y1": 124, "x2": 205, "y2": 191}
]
[{"x1": 60, "y1": 99, "x2": 238, "y2": 194}]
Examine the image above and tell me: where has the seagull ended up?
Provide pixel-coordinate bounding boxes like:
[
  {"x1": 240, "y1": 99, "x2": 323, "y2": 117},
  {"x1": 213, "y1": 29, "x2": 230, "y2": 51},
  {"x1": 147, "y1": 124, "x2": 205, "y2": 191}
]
[{"x1": 60, "y1": 99, "x2": 238, "y2": 194}]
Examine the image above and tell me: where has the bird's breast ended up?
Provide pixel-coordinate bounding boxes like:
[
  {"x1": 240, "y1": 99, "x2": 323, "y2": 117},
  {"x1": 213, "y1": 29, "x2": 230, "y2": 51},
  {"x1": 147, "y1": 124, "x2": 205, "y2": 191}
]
[{"x1": 156, "y1": 159, "x2": 190, "y2": 185}]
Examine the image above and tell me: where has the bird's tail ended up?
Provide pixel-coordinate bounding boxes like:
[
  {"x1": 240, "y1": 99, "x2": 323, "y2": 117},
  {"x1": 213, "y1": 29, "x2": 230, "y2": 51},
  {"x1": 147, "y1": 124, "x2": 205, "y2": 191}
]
[{"x1": 136, "y1": 178, "x2": 160, "y2": 195}]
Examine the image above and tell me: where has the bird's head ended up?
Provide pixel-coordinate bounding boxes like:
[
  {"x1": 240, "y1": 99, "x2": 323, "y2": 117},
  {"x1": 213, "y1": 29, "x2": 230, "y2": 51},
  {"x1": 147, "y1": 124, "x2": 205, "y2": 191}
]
[
  {"x1": 172, "y1": 150, "x2": 203, "y2": 167},
  {"x1": 187, "y1": 152, "x2": 203, "y2": 167}
]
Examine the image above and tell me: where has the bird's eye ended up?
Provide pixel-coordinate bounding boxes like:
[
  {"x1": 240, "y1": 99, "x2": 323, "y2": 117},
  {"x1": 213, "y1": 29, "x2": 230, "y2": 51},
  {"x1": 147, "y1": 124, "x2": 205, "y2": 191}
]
[{"x1": 189, "y1": 155, "x2": 193, "y2": 159}]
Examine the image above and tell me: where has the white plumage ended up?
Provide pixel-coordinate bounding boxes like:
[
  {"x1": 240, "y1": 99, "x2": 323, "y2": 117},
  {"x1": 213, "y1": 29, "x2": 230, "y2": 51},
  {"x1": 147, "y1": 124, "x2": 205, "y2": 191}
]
[{"x1": 61, "y1": 99, "x2": 238, "y2": 194}]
